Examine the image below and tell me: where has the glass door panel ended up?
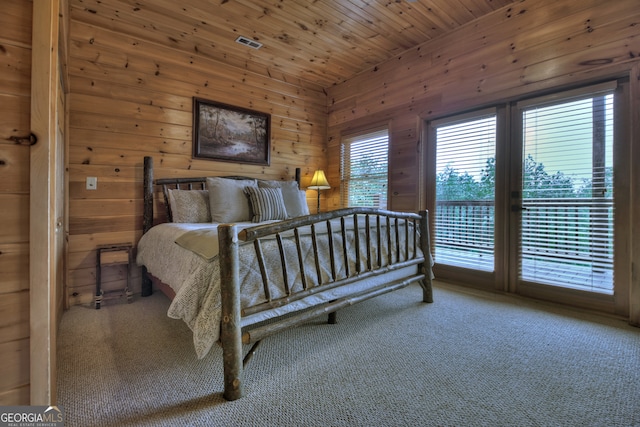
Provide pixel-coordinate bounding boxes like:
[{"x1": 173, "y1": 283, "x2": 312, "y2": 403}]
[
  {"x1": 517, "y1": 91, "x2": 615, "y2": 294},
  {"x1": 434, "y1": 114, "x2": 497, "y2": 272}
]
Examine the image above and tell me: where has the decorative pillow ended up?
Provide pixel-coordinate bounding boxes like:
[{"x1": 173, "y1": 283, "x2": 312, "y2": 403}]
[
  {"x1": 244, "y1": 186, "x2": 288, "y2": 222},
  {"x1": 292, "y1": 190, "x2": 310, "y2": 217},
  {"x1": 167, "y1": 189, "x2": 211, "y2": 223},
  {"x1": 206, "y1": 177, "x2": 257, "y2": 223},
  {"x1": 259, "y1": 180, "x2": 310, "y2": 218}
]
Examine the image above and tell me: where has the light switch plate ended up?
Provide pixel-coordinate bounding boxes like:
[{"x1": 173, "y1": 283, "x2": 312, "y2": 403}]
[{"x1": 86, "y1": 177, "x2": 97, "y2": 190}]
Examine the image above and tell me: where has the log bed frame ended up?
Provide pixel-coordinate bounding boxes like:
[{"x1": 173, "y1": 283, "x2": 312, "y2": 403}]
[{"x1": 141, "y1": 156, "x2": 433, "y2": 400}]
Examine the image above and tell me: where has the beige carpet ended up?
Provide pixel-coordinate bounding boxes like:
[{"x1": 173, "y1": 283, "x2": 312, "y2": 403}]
[{"x1": 57, "y1": 282, "x2": 640, "y2": 427}]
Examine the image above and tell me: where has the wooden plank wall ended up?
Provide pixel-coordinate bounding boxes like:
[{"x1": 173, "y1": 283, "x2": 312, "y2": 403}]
[
  {"x1": 0, "y1": 0, "x2": 32, "y2": 406},
  {"x1": 66, "y1": 9, "x2": 328, "y2": 305},
  {"x1": 325, "y1": 0, "x2": 640, "y2": 212}
]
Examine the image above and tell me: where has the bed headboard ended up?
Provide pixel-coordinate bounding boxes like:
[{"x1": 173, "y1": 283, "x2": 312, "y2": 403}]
[{"x1": 142, "y1": 156, "x2": 302, "y2": 233}]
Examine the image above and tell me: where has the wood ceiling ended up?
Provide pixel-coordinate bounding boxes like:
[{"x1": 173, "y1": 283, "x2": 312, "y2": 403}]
[{"x1": 69, "y1": 0, "x2": 520, "y2": 89}]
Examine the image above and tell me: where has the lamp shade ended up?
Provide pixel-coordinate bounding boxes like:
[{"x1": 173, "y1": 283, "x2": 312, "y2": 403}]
[{"x1": 308, "y1": 170, "x2": 331, "y2": 190}]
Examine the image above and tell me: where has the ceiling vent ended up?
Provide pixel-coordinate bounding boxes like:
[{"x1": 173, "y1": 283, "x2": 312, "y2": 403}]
[{"x1": 235, "y1": 36, "x2": 262, "y2": 50}]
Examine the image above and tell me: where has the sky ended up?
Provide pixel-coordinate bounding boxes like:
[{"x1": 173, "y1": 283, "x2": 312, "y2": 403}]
[{"x1": 436, "y1": 94, "x2": 614, "y2": 183}]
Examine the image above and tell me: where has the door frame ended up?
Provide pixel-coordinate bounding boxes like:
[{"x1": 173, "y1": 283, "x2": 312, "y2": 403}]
[
  {"x1": 508, "y1": 80, "x2": 630, "y2": 317},
  {"x1": 30, "y1": 0, "x2": 63, "y2": 405},
  {"x1": 424, "y1": 107, "x2": 509, "y2": 293},
  {"x1": 424, "y1": 79, "x2": 633, "y2": 319}
]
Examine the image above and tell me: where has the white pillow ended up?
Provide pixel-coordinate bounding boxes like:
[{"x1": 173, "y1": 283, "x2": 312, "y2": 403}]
[
  {"x1": 167, "y1": 189, "x2": 211, "y2": 223},
  {"x1": 259, "y1": 180, "x2": 310, "y2": 217},
  {"x1": 245, "y1": 187, "x2": 288, "y2": 222},
  {"x1": 291, "y1": 190, "x2": 310, "y2": 217},
  {"x1": 206, "y1": 177, "x2": 257, "y2": 223}
]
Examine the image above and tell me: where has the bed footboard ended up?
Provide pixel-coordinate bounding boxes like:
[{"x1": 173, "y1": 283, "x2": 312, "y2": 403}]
[{"x1": 218, "y1": 208, "x2": 432, "y2": 400}]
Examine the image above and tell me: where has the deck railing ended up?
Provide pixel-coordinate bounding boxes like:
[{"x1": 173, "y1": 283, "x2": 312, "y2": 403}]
[{"x1": 435, "y1": 198, "x2": 614, "y2": 270}]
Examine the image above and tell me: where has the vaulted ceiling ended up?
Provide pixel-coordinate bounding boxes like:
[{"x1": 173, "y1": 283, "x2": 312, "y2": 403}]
[{"x1": 70, "y1": 0, "x2": 521, "y2": 88}]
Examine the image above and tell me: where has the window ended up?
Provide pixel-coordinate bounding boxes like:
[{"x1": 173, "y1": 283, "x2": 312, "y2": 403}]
[
  {"x1": 432, "y1": 112, "x2": 497, "y2": 271},
  {"x1": 426, "y1": 81, "x2": 622, "y2": 300},
  {"x1": 517, "y1": 86, "x2": 615, "y2": 293},
  {"x1": 340, "y1": 128, "x2": 389, "y2": 208}
]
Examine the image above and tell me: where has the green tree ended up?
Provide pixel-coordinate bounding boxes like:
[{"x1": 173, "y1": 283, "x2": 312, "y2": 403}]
[
  {"x1": 575, "y1": 166, "x2": 614, "y2": 199},
  {"x1": 436, "y1": 164, "x2": 482, "y2": 201},
  {"x1": 478, "y1": 157, "x2": 496, "y2": 200},
  {"x1": 436, "y1": 155, "x2": 591, "y2": 201},
  {"x1": 522, "y1": 154, "x2": 575, "y2": 199},
  {"x1": 348, "y1": 154, "x2": 388, "y2": 207}
]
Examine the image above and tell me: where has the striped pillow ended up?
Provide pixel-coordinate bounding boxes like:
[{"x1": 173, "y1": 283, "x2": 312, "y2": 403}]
[{"x1": 245, "y1": 187, "x2": 288, "y2": 222}]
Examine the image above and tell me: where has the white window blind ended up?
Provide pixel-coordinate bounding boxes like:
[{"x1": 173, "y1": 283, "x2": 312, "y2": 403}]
[
  {"x1": 340, "y1": 129, "x2": 389, "y2": 208},
  {"x1": 519, "y1": 88, "x2": 615, "y2": 293},
  {"x1": 433, "y1": 113, "x2": 497, "y2": 271}
]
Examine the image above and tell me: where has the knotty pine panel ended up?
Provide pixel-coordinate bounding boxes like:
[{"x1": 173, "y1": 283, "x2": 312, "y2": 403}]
[
  {"x1": 69, "y1": 180, "x2": 138, "y2": 200},
  {"x1": 68, "y1": 58, "x2": 326, "y2": 123},
  {"x1": 68, "y1": 146, "x2": 323, "y2": 178},
  {"x1": 0, "y1": 94, "x2": 30, "y2": 138},
  {"x1": 0, "y1": 243, "x2": 29, "y2": 295},
  {"x1": 0, "y1": 386, "x2": 30, "y2": 407},
  {"x1": 67, "y1": 59, "x2": 325, "y2": 127},
  {"x1": 0, "y1": 194, "x2": 29, "y2": 243},
  {"x1": 69, "y1": 215, "x2": 141, "y2": 235},
  {"x1": 70, "y1": 111, "x2": 192, "y2": 140},
  {"x1": 329, "y1": 1, "x2": 640, "y2": 126},
  {"x1": 70, "y1": 199, "x2": 141, "y2": 218},
  {"x1": 71, "y1": 93, "x2": 192, "y2": 126},
  {"x1": 0, "y1": 0, "x2": 31, "y2": 406},
  {"x1": 0, "y1": 144, "x2": 29, "y2": 194},
  {"x1": 68, "y1": 231, "x2": 142, "y2": 254},
  {"x1": 69, "y1": 1, "x2": 353, "y2": 88},
  {"x1": 67, "y1": 249, "x2": 102, "y2": 272},
  {"x1": 0, "y1": 291, "x2": 29, "y2": 343},
  {"x1": 69, "y1": 3, "x2": 321, "y2": 86},
  {"x1": 69, "y1": 20, "x2": 326, "y2": 101},
  {"x1": 0, "y1": 45, "x2": 31, "y2": 98},
  {"x1": 329, "y1": 0, "x2": 606, "y2": 105},
  {"x1": 2, "y1": 2, "x2": 32, "y2": 48},
  {"x1": 68, "y1": 126, "x2": 325, "y2": 166},
  {"x1": 0, "y1": 339, "x2": 29, "y2": 393},
  {"x1": 327, "y1": 0, "x2": 640, "y2": 215},
  {"x1": 67, "y1": 13, "x2": 327, "y2": 306},
  {"x1": 388, "y1": 118, "x2": 421, "y2": 212},
  {"x1": 69, "y1": 162, "x2": 143, "y2": 180}
]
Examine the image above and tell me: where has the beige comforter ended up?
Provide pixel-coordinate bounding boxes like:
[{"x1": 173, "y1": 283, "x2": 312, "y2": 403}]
[{"x1": 136, "y1": 218, "x2": 420, "y2": 358}]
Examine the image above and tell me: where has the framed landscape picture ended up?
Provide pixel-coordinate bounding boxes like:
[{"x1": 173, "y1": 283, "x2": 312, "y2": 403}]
[{"x1": 192, "y1": 97, "x2": 271, "y2": 165}]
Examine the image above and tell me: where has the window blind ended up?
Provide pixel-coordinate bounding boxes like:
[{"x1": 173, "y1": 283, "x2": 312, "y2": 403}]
[
  {"x1": 519, "y1": 91, "x2": 615, "y2": 293},
  {"x1": 433, "y1": 114, "x2": 497, "y2": 271},
  {"x1": 340, "y1": 129, "x2": 389, "y2": 208}
]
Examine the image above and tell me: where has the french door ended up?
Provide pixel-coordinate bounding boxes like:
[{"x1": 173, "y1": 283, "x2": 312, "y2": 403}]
[
  {"x1": 428, "y1": 80, "x2": 629, "y2": 314},
  {"x1": 511, "y1": 82, "x2": 628, "y2": 313},
  {"x1": 429, "y1": 108, "x2": 504, "y2": 289}
]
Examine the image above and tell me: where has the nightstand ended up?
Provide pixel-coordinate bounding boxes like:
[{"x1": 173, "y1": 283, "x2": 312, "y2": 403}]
[{"x1": 95, "y1": 243, "x2": 133, "y2": 309}]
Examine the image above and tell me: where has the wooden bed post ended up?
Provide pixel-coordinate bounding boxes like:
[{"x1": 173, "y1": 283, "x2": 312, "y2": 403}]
[
  {"x1": 218, "y1": 224, "x2": 245, "y2": 400},
  {"x1": 295, "y1": 167, "x2": 301, "y2": 186},
  {"x1": 142, "y1": 156, "x2": 154, "y2": 297},
  {"x1": 419, "y1": 210, "x2": 433, "y2": 303}
]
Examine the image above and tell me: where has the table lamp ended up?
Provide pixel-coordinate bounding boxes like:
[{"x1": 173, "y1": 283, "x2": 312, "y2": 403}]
[{"x1": 308, "y1": 170, "x2": 331, "y2": 213}]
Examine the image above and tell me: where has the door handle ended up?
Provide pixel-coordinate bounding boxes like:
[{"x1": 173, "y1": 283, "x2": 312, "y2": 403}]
[{"x1": 511, "y1": 205, "x2": 528, "y2": 212}]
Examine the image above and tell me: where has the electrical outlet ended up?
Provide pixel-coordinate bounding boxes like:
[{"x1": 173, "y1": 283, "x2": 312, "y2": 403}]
[{"x1": 86, "y1": 177, "x2": 97, "y2": 190}]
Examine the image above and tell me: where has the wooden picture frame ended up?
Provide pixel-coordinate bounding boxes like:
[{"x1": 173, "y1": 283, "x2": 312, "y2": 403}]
[{"x1": 192, "y1": 97, "x2": 271, "y2": 165}]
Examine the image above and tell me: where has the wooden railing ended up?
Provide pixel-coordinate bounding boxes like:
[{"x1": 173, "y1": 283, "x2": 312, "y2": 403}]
[
  {"x1": 435, "y1": 200, "x2": 494, "y2": 255},
  {"x1": 435, "y1": 198, "x2": 614, "y2": 268}
]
